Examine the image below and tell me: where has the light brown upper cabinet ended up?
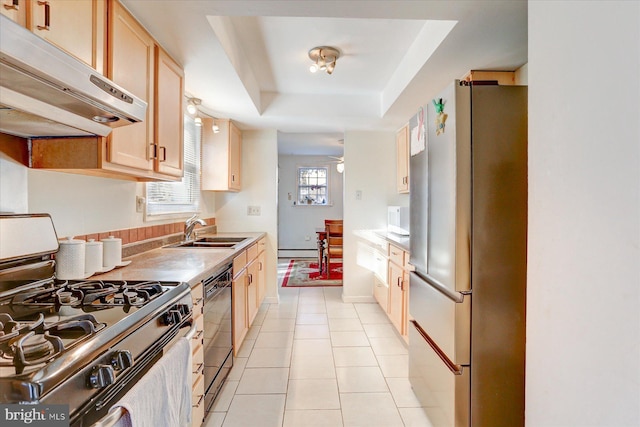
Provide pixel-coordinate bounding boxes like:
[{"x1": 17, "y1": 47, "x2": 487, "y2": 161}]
[
  {"x1": 28, "y1": 0, "x2": 184, "y2": 182},
  {"x1": 202, "y1": 118, "x2": 242, "y2": 192},
  {"x1": 1, "y1": 0, "x2": 27, "y2": 26},
  {"x1": 154, "y1": 46, "x2": 184, "y2": 178},
  {"x1": 29, "y1": 0, "x2": 105, "y2": 73},
  {"x1": 107, "y1": 0, "x2": 155, "y2": 173},
  {"x1": 2, "y1": 0, "x2": 105, "y2": 73},
  {"x1": 396, "y1": 124, "x2": 409, "y2": 193}
]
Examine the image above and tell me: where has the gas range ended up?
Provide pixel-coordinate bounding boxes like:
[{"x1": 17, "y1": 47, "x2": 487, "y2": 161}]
[{"x1": 0, "y1": 215, "x2": 193, "y2": 426}]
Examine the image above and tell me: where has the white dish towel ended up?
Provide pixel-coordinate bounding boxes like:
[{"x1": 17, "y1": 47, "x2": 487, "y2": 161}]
[{"x1": 111, "y1": 337, "x2": 192, "y2": 427}]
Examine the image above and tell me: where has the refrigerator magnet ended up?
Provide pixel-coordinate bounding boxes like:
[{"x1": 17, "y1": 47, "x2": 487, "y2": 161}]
[{"x1": 433, "y1": 98, "x2": 448, "y2": 135}]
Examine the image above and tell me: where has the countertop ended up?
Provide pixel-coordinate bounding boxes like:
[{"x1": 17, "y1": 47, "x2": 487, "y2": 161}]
[
  {"x1": 92, "y1": 232, "x2": 265, "y2": 286},
  {"x1": 353, "y1": 229, "x2": 410, "y2": 252}
]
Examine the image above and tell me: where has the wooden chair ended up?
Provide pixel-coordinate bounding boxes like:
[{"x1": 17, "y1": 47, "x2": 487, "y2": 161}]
[{"x1": 324, "y1": 220, "x2": 343, "y2": 275}]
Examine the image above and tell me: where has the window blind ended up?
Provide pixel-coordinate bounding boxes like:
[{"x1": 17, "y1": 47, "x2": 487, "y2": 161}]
[{"x1": 146, "y1": 115, "x2": 201, "y2": 215}]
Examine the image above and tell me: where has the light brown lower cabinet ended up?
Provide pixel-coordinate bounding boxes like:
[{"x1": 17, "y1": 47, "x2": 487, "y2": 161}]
[{"x1": 231, "y1": 239, "x2": 267, "y2": 356}]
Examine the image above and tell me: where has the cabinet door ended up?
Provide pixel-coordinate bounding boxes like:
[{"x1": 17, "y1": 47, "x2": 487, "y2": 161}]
[
  {"x1": 232, "y1": 268, "x2": 248, "y2": 356},
  {"x1": 228, "y1": 121, "x2": 242, "y2": 191},
  {"x1": 388, "y1": 261, "x2": 406, "y2": 335},
  {"x1": 246, "y1": 259, "x2": 259, "y2": 325},
  {"x1": 396, "y1": 124, "x2": 409, "y2": 193},
  {"x1": 373, "y1": 276, "x2": 389, "y2": 312},
  {"x1": 107, "y1": 0, "x2": 154, "y2": 172},
  {"x1": 154, "y1": 46, "x2": 184, "y2": 177},
  {"x1": 29, "y1": 0, "x2": 100, "y2": 70},
  {"x1": 1, "y1": 0, "x2": 27, "y2": 26},
  {"x1": 257, "y1": 249, "x2": 266, "y2": 307}
]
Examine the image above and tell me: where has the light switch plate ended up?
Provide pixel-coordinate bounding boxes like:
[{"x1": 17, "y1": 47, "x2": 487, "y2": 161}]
[{"x1": 247, "y1": 205, "x2": 261, "y2": 216}]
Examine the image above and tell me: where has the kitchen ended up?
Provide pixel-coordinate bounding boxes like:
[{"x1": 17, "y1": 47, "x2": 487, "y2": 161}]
[{"x1": 0, "y1": 1, "x2": 638, "y2": 427}]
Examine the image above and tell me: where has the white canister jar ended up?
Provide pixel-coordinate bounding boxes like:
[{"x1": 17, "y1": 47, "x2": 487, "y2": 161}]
[
  {"x1": 102, "y1": 235, "x2": 122, "y2": 268},
  {"x1": 85, "y1": 239, "x2": 103, "y2": 275},
  {"x1": 56, "y1": 237, "x2": 86, "y2": 280}
]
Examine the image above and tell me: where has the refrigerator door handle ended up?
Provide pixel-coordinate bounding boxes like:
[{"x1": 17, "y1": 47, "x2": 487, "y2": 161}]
[
  {"x1": 411, "y1": 271, "x2": 467, "y2": 303},
  {"x1": 410, "y1": 319, "x2": 464, "y2": 375}
]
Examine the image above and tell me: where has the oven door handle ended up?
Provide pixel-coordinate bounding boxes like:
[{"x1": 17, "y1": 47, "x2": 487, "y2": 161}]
[{"x1": 91, "y1": 407, "x2": 126, "y2": 427}]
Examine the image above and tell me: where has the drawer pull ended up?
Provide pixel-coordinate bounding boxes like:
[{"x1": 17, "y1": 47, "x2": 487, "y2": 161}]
[
  {"x1": 193, "y1": 297, "x2": 204, "y2": 306},
  {"x1": 3, "y1": 0, "x2": 19, "y2": 11},
  {"x1": 192, "y1": 330, "x2": 203, "y2": 340},
  {"x1": 193, "y1": 363, "x2": 204, "y2": 375},
  {"x1": 192, "y1": 394, "x2": 204, "y2": 408}
]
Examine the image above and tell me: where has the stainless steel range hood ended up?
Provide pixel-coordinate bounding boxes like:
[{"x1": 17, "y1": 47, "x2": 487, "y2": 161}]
[{"x1": 0, "y1": 14, "x2": 147, "y2": 138}]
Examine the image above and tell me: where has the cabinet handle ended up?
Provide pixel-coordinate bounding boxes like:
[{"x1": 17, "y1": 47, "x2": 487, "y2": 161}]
[
  {"x1": 150, "y1": 144, "x2": 157, "y2": 159},
  {"x1": 158, "y1": 146, "x2": 167, "y2": 162},
  {"x1": 192, "y1": 394, "x2": 204, "y2": 408},
  {"x1": 193, "y1": 363, "x2": 204, "y2": 375},
  {"x1": 193, "y1": 297, "x2": 203, "y2": 306},
  {"x1": 231, "y1": 174, "x2": 235, "y2": 183},
  {"x1": 3, "y1": 0, "x2": 19, "y2": 11},
  {"x1": 37, "y1": 1, "x2": 50, "y2": 31},
  {"x1": 259, "y1": 261, "x2": 263, "y2": 271}
]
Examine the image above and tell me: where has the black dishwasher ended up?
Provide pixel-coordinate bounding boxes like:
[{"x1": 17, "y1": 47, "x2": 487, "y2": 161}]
[{"x1": 202, "y1": 263, "x2": 233, "y2": 411}]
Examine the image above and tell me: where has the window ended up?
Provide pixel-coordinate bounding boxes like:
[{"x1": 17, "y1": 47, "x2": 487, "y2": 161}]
[
  {"x1": 297, "y1": 166, "x2": 329, "y2": 205},
  {"x1": 146, "y1": 115, "x2": 201, "y2": 216}
]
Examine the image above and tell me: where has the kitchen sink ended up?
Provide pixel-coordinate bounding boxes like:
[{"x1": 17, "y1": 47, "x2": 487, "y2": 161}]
[{"x1": 165, "y1": 236, "x2": 250, "y2": 249}]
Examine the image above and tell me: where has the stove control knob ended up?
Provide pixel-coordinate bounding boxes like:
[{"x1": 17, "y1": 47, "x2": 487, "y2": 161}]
[
  {"x1": 161, "y1": 309, "x2": 181, "y2": 326},
  {"x1": 110, "y1": 350, "x2": 133, "y2": 371},
  {"x1": 88, "y1": 364, "x2": 115, "y2": 389}
]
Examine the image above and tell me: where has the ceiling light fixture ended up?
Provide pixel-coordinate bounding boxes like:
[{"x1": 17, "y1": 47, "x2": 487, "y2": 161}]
[
  {"x1": 186, "y1": 97, "x2": 201, "y2": 115},
  {"x1": 308, "y1": 46, "x2": 340, "y2": 75}
]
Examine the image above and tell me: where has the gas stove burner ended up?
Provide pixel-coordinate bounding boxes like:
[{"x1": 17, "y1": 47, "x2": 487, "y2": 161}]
[
  {"x1": 12, "y1": 286, "x2": 84, "y2": 308},
  {"x1": 0, "y1": 313, "x2": 106, "y2": 374},
  {"x1": 78, "y1": 280, "x2": 164, "y2": 309}
]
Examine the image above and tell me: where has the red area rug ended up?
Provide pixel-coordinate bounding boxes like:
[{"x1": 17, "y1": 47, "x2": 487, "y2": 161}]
[{"x1": 281, "y1": 259, "x2": 343, "y2": 287}]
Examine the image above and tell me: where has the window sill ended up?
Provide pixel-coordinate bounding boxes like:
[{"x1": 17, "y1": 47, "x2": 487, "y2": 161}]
[{"x1": 292, "y1": 203, "x2": 334, "y2": 207}]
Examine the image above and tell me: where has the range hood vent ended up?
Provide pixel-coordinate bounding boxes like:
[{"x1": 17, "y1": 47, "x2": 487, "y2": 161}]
[{"x1": 0, "y1": 14, "x2": 146, "y2": 138}]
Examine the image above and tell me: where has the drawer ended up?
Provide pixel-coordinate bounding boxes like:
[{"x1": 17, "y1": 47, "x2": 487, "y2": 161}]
[
  {"x1": 258, "y1": 237, "x2": 266, "y2": 253},
  {"x1": 192, "y1": 371, "x2": 205, "y2": 425},
  {"x1": 233, "y1": 250, "x2": 247, "y2": 276},
  {"x1": 246, "y1": 243, "x2": 258, "y2": 262},
  {"x1": 191, "y1": 342, "x2": 204, "y2": 386},
  {"x1": 193, "y1": 312, "x2": 204, "y2": 334},
  {"x1": 389, "y1": 244, "x2": 405, "y2": 267},
  {"x1": 191, "y1": 282, "x2": 204, "y2": 308},
  {"x1": 192, "y1": 403, "x2": 205, "y2": 427}
]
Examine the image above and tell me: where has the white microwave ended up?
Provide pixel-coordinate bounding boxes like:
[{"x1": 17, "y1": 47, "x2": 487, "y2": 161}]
[{"x1": 388, "y1": 206, "x2": 410, "y2": 236}]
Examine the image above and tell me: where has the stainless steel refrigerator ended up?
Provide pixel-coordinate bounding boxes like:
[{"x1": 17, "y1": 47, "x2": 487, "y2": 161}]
[{"x1": 408, "y1": 81, "x2": 527, "y2": 427}]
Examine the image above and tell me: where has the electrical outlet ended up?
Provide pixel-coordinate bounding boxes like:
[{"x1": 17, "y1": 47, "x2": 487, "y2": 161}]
[
  {"x1": 136, "y1": 196, "x2": 145, "y2": 213},
  {"x1": 247, "y1": 205, "x2": 261, "y2": 216},
  {"x1": 355, "y1": 190, "x2": 362, "y2": 200},
  {"x1": 304, "y1": 236, "x2": 310, "y2": 241}
]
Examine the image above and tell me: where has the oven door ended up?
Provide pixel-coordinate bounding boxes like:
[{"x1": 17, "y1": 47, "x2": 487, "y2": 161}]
[{"x1": 202, "y1": 265, "x2": 233, "y2": 411}]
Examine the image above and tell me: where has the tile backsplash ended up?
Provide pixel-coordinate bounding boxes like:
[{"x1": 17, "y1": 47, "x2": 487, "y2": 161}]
[{"x1": 61, "y1": 217, "x2": 216, "y2": 245}]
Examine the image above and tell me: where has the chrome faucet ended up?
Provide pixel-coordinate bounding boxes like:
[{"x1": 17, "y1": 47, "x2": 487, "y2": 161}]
[{"x1": 184, "y1": 214, "x2": 206, "y2": 241}]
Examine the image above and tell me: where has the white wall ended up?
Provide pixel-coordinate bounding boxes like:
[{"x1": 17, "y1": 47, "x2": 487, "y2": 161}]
[
  {"x1": 277, "y1": 155, "x2": 343, "y2": 253},
  {"x1": 527, "y1": 2, "x2": 640, "y2": 426},
  {"x1": 0, "y1": 142, "x2": 216, "y2": 237},
  {"x1": 0, "y1": 153, "x2": 27, "y2": 214},
  {"x1": 214, "y1": 129, "x2": 279, "y2": 303},
  {"x1": 342, "y1": 130, "x2": 409, "y2": 301}
]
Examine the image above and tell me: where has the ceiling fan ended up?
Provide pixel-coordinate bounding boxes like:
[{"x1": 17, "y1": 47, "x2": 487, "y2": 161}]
[{"x1": 327, "y1": 156, "x2": 344, "y2": 173}]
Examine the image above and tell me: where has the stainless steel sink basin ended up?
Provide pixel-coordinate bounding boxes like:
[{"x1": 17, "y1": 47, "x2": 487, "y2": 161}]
[{"x1": 165, "y1": 236, "x2": 250, "y2": 249}]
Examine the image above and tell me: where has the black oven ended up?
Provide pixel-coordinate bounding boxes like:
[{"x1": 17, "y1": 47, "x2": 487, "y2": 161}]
[{"x1": 202, "y1": 263, "x2": 233, "y2": 411}]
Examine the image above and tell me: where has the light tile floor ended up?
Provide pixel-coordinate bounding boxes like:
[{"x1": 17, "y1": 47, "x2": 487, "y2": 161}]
[{"x1": 203, "y1": 260, "x2": 431, "y2": 427}]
